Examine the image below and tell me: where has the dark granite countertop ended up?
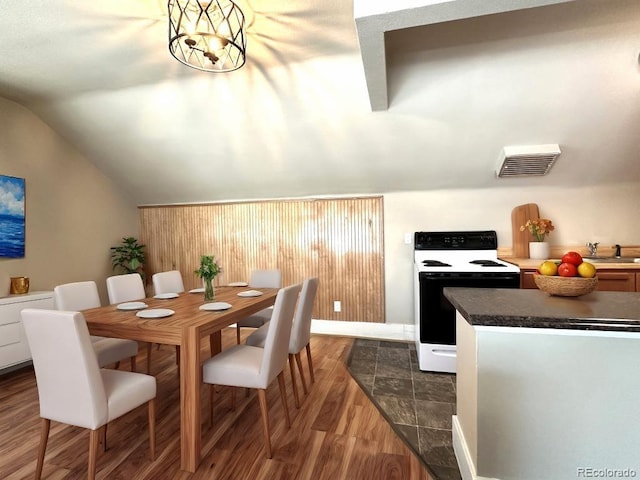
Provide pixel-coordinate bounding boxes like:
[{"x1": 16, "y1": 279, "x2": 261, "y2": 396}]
[{"x1": 444, "y1": 288, "x2": 640, "y2": 332}]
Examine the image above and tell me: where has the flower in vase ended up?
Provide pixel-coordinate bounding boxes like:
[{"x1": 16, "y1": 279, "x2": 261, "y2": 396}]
[{"x1": 520, "y1": 218, "x2": 555, "y2": 242}]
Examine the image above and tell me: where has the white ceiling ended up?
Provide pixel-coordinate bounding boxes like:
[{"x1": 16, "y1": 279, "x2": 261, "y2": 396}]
[{"x1": 1, "y1": 0, "x2": 639, "y2": 205}]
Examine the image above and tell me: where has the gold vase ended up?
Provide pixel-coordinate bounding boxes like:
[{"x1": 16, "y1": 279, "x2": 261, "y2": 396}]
[{"x1": 10, "y1": 277, "x2": 30, "y2": 294}]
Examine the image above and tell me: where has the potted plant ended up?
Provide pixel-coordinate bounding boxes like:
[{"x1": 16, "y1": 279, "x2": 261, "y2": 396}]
[
  {"x1": 520, "y1": 218, "x2": 555, "y2": 259},
  {"x1": 110, "y1": 237, "x2": 146, "y2": 279},
  {"x1": 194, "y1": 255, "x2": 221, "y2": 301}
]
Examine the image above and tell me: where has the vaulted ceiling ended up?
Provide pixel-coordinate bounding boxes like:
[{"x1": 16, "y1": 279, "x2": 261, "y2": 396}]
[{"x1": 1, "y1": 0, "x2": 639, "y2": 205}]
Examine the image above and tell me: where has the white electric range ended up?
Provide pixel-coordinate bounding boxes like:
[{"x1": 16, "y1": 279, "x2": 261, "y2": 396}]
[{"x1": 413, "y1": 231, "x2": 520, "y2": 373}]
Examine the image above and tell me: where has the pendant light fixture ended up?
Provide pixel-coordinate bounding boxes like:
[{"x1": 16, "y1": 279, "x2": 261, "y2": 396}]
[{"x1": 168, "y1": 0, "x2": 246, "y2": 72}]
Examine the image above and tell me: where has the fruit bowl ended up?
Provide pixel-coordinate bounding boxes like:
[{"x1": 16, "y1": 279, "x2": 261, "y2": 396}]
[{"x1": 533, "y1": 274, "x2": 598, "y2": 297}]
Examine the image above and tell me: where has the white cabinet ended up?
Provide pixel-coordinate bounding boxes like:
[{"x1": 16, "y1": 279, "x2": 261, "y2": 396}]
[{"x1": 0, "y1": 292, "x2": 54, "y2": 372}]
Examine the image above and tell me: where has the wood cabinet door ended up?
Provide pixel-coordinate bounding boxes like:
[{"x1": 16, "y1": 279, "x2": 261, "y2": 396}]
[
  {"x1": 596, "y1": 271, "x2": 636, "y2": 292},
  {"x1": 520, "y1": 270, "x2": 537, "y2": 289}
]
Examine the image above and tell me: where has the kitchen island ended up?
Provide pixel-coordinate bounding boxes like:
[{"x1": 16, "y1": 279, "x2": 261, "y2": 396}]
[{"x1": 444, "y1": 288, "x2": 640, "y2": 480}]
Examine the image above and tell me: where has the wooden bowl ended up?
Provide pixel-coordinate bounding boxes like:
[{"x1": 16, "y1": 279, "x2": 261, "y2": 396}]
[{"x1": 533, "y1": 274, "x2": 598, "y2": 297}]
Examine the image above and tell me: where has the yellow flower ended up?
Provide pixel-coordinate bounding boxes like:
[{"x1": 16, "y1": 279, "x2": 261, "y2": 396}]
[{"x1": 520, "y1": 218, "x2": 555, "y2": 242}]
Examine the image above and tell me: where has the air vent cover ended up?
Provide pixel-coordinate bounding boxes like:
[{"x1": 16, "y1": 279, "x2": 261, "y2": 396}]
[{"x1": 496, "y1": 144, "x2": 561, "y2": 178}]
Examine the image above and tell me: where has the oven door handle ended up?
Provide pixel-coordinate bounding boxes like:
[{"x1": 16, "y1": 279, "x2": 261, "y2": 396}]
[{"x1": 431, "y1": 348, "x2": 456, "y2": 357}]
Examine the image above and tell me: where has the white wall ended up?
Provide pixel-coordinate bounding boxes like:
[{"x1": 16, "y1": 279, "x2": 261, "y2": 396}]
[
  {"x1": 2, "y1": 91, "x2": 639, "y2": 326},
  {"x1": 0, "y1": 97, "x2": 139, "y2": 304},
  {"x1": 383, "y1": 183, "x2": 640, "y2": 324}
]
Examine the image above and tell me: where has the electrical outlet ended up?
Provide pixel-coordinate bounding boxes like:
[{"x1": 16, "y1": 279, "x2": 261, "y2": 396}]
[
  {"x1": 404, "y1": 232, "x2": 412, "y2": 245},
  {"x1": 333, "y1": 301, "x2": 341, "y2": 312}
]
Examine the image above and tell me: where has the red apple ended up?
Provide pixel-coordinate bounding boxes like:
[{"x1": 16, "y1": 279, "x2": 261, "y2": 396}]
[
  {"x1": 561, "y1": 251, "x2": 583, "y2": 266},
  {"x1": 558, "y1": 262, "x2": 578, "y2": 277}
]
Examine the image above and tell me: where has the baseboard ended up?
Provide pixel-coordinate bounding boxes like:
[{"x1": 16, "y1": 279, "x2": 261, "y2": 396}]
[
  {"x1": 230, "y1": 319, "x2": 416, "y2": 342},
  {"x1": 452, "y1": 415, "x2": 499, "y2": 480},
  {"x1": 310, "y1": 319, "x2": 415, "y2": 341}
]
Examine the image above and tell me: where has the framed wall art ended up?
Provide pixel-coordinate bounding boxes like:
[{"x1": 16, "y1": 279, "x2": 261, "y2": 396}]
[{"x1": 0, "y1": 175, "x2": 25, "y2": 258}]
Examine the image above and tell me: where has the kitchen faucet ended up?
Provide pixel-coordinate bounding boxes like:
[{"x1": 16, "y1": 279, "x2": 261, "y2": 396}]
[{"x1": 586, "y1": 242, "x2": 599, "y2": 256}]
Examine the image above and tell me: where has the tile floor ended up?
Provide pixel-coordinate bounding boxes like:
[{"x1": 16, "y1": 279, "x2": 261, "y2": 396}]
[{"x1": 347, "y1": 338, "x2": 462, "y2": 480}]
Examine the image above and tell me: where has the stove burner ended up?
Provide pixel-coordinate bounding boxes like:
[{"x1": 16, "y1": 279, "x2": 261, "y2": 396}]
[
  {"x1": 422, "y1": 260, "x2": 451, "y2": 267},
  {"x1": 469, "y1": 260, "x2": 506, "y2": 267}
]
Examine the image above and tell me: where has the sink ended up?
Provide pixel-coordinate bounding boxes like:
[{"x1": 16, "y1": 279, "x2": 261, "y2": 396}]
[{"x1": 583, "y1": 256, "x2": 640, "y2": 263}]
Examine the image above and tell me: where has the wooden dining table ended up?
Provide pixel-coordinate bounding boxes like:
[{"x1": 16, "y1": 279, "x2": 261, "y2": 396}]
[{"x1": 82, "y1": 285, "x2": 279, "y2": 473}]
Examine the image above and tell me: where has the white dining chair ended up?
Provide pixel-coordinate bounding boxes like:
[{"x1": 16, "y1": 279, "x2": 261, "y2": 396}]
[
  {"x1": 246, "y1": 277, "x2": 318, "y2": 408},
  {"x1": 235, "y1": 269, "x2": 282, "y2": 344},
  {"x1": 21, "y1": 309, "x2": 156, "y2": 480},
  {"x1": 106, "y1": 273, "x2": 147, "y2": 304},
  {"x1": 152, "y1": 270, "x2": 185, "y2": 295},
  {"x1": 106, "y1": 273, "x2": 155, "y2": 374},
  {"x1": 202, "y1": 283, "x2": 301, "y2": 459},
  {"x1": 54, "y1": 281, "x2": 139, "y2": 372}
]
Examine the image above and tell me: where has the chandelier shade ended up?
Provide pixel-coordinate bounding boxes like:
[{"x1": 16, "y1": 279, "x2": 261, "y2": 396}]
[{"x1": 168, "y1": 0, "x2": 246, "y2": 72}]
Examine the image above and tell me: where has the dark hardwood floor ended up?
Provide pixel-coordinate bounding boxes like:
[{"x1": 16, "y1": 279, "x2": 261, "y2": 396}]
[{"x1": 0, "y1": 329, "x2": 432, "y2": 480}]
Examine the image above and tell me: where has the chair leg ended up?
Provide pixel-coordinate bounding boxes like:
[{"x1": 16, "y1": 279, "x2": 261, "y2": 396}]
[
  {"x1": 148, "y1": 398, "x2": 156, "y2": 460},
  {"x1": 130, "y1": 355, "x2": 137, "y2": 373},
  {"x1": 306, "y1": 343, "x2": 315, "y2": 384},
  {"x1": 146, "y1": 342, "x2": 153, "y2": 375},
  {"x1": 294, "y1": 352, "x2": 308, "y2": 395},
  {"x1": 257, "y1": 389, "x2": 272, "y2": 459},
  {"x1": 230, "y1": 387, "x2": 236, "y2": 411},
  {"x1": 35, "y1": 418, "x2": 50, "y2": 480},
  {"x1": 236, "y1": 326, "x2": 241, "y2": 344},
  {"x1": 277, "y1": 372, "x2": 291, "y2": 428},
  {"x1": 288, "y1": 354, "x2": 300, "y2": 409},
  {"x1": 88, "y1": 428, "x2": 100, "y2": 480},
  {"x1": 175, "y1": 346, "x2": 180, "y2": 375},
  {"x1": 103, "y1": 423, "x2": 108, "y2": 452},
  {"x1": 209, "y1": 385, "x2": 215, "y2": 429}
]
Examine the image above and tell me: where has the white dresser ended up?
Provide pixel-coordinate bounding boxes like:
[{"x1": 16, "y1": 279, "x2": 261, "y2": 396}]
[{"x1": 0, "y1": 291, "x2": 54, "y2": 373}]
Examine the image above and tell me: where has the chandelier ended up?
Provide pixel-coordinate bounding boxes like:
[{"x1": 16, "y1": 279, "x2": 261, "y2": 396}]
[{"x1": 168, "y1": 0, "x2": 246, "y2": 72}]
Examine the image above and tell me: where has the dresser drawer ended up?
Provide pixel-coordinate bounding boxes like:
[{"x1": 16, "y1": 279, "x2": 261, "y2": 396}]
[{"x1": 0, "y1": 322, "x2": 21, "y2": 348}]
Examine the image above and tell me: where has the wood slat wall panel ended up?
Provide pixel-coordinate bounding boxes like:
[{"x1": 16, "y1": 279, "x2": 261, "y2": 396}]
[{"x1": 138, "y1": 197, "x2": 384, "y2": 322}]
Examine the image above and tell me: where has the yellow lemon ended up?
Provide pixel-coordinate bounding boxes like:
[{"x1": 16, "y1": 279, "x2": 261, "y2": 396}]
[
  {"x1": 538, "y1": 260, "x2": 558, "y2": 276},
  {"x1": 577, "y1": 261, "x2": 596, "y2": 278}
]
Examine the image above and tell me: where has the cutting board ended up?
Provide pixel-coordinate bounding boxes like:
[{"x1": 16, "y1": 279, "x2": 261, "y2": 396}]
[{"x1": 511, "y1": 203, "x2": 540, "y2": 258}]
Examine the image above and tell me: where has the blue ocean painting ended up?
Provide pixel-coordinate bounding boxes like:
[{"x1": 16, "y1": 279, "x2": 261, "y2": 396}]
[{"x1": 0, "y1": 175, "x2": 25, "y2": 258}]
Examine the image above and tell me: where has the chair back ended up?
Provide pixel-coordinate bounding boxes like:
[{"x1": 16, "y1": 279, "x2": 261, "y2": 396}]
[
  {"x1": 289, "y1": 277, "x2": 319, "y2": 353},
  {"x1": 250, "y1": 269, "x2": 282, "y2": 289},
  {"x1": 21, "y1": 309, "x2": 108, "y2": 430},
  {"x1": 259, "y1": 283, "x2": 301, "y2": 385},
  {"x1": 106, "y1": 273, "x2": 146, "y2": 304},
  {"x1": 54, "y1": 281, "x2": 101, "y2": 311},
  {"x1": 152, "y1": 270, "x2": 185, "y2": 295}
]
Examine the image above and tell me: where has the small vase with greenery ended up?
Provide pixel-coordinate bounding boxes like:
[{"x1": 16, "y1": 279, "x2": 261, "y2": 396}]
[
  {"x1": 194, "y1": 255, "x2": 221, "y2": 301},
  {"x1": 110, "y1": 237, "x2": 146, "y2": 279}
]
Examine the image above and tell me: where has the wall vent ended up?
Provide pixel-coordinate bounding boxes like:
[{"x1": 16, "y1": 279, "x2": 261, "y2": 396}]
[{"x1": 496, "y1": 144, "x2": 561, "y2": 178}]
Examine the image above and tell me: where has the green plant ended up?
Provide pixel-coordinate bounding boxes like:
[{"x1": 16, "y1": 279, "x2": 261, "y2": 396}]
[
  {"x1": 194, "y1": 255, "x2": 221, "y2": 301},
  {"x1": 194, "y1": 255, "x2": 221, "y2": 281},
  {"x1": 110, "y1": 237, "x2": 146, "y2": 278}
]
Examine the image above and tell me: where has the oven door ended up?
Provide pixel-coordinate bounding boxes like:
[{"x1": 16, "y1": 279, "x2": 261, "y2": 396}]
[{"x1": 418, "y1": 272, "x2": 520, "y2": 345}]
